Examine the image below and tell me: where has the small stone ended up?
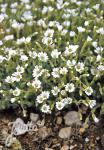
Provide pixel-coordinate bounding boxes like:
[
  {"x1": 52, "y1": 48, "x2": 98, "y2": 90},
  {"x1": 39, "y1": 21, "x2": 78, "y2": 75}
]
[
  {"x1": 85, "y1": 137, "x2": 89, "y2": 142},
  {"x1": 45, "y1": 148, "x2": 54, "y2": 150},
  {"x1": 56, "y1": 117, "x2": 62, "y2": 125},
  {"x1": 30, "y1": 113, "x2": 39, "y2": 122},
  {"x1": 64, "y1": 111, "x2": 81, "y2": 126},
  {"x1": 0, "y1": 145, "x2": 3, "y2": 150},
  {"x1": 39, "y1": 127, "x2": 52, "y2": 140},
  {"x1": 59, "y1": 127, "x2": 72, "y2": 139},
  {"x1": 61, "y1": 145, "x2": 69, "y2": 150}
]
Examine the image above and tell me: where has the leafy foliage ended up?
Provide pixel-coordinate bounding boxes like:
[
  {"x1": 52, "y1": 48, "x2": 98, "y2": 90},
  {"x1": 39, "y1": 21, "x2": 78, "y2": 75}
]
[{"x1": 0, "y1": 0, "x2": 104, "y2": 118}]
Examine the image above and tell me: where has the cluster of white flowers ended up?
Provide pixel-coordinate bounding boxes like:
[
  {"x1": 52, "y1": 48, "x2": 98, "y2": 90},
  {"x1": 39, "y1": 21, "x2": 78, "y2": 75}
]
[
  {"x1": 0, "y1": 0, "x2": 104, "y2": 115},
  {"x1": 5, "y1": 65, "x2": 24, "y2": 83}
]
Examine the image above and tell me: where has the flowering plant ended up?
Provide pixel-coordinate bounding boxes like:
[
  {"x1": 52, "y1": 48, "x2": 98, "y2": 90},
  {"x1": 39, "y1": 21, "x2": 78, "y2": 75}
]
[{"x1": 0, "y1": 0, "x2": 104, "y2": 118}]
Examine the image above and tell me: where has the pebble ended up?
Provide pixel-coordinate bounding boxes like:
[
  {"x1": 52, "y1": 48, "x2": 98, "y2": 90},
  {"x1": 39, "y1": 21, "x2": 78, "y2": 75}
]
[
  {"x1": 0, "y1": 145, "x2": 3, "y2": 150},
  {"x1": 45, "y1": 148, "x2": 54, "y2": 150},
  {"x1": 56, "y1": 117, "x2": 62, "y2": 125},
  {"x1": 85, "y1": 137, "x2": 89, "y2": 142},
  {"x1": 64, "y1": 111, "x2": 81, "y2": 126},
  {"x1": 30, "y1": 113, "x2": 39, "y2": 122},
  {"x1": 61, "y1": 145, "x2": 69, "y2": 150},
  {"x1": 59, "y1": 127, "x2": 72, "y2": 139},
  {"x1": 38, "y1": 126, "x2": 52, "y2": 140}
]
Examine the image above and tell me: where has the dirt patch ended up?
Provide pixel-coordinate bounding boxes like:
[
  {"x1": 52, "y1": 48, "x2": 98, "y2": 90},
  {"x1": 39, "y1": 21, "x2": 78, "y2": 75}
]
[{"x1": 0, "y1": 109, "x2": 104, "y2": 150}]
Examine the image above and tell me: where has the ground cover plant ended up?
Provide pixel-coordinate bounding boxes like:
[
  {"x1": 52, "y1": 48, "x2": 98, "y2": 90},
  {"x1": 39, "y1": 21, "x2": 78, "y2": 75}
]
[{"x1": 0, "y1": 0, "x2": 104, "y2": 121}]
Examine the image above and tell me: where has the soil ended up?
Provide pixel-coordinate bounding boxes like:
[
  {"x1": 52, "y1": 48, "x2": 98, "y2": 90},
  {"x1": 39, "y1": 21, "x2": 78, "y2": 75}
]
[{"x1": 0, "y1": 108, "x2": 104, "y2": 150}]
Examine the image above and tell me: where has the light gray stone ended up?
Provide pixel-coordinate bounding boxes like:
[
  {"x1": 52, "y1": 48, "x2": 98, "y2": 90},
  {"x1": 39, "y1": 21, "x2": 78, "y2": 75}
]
[
  {"x1": 64, "y1": 111, "x2": 81, "y2": 126},
  {"x1": 38, "y1": 127, "x2": 52, "y2": 140},
  {"x1": 61, "y1": 145, "x2": 70, "y2": 150},
  {"x1": 30, "y1": 113, "x2": 39, "y2": 122},
  {"x1": 56, "y1": 117, "x2": 62, "y2": 125},
  {"x1": 59, "y1": 127, "x2": 72, "y2": 139}
]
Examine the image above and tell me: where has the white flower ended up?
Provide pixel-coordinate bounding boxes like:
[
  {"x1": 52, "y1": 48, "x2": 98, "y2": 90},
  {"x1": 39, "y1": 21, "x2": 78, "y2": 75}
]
[
  {"x1": 12, "y1": 72, "x2": 22, "y2": 82},
  {"x1": 87, "y1": 36, "x2": 92, "y2": 42},
  {"x1": 92, "y1": 41, "x2": 97, "y2": 48},
  {"x1": 4, "y1": 35, "x2": 14, "y2": 41},
  {"x1": 20, "y1": 55, "x2": 28, "y2": 61},
  {"x1": 70, "y1": 31, "x2": 76, "y2": 37},
  {"x1": 44, "y1": 29, "x2": 54, "y2": 37},
  {"x1": 61, "y1": 97, "x2": 72, "y2": 105},
  {"x1": 32, "y1": 79, "x2": 41, "y2": 89},
  {"x1": 42, "y1": 37, "x2": 53, "y2": 45},
  {"x1": 52, "y1": 68, "x2": 60, "y2": 78},
  {"x1": 0, "y1": 40, "x2": 3, "y2": 46},
  {"x1": 12, "y1": 20, "x2": 24, "y2": 30},
  {"x1": 51, "y1": 86, "x2": 60, "y2": 96},
  {"x1": 96, "y1": 55, "x2": 101, "y2": 62},
  {"x1": 94, "y1": 47, "x2": 103, "y2": 54},
  {"x1": 36, "y1": 95, "x2": 44, "y2": 103},
  {"x1": 60, "y1": 67, "x2": 68, "y2": 75},
  {"x1": 65, "y1": 45, "x2": 79, "y2": 54},
  {"x1": 13, "y1": 88, "x2": 21, "y2": 96},
  {"x1": 49, "y1": 21, "x2": 55, "y2": 27},
  {"x1": 41, "y1": 104, "x2": 51, "y2": 113},
  {"x1": 0, "y1": 14, "x2": 5, "y2": 22},
  {"x1": 75, "y1": 62, "x2": 84, "y2": 73},
  {"x1": 60, "y1": 90, "x2": 67, "y2": 96},
  {"x1": 93, "y1": 115, "x2": 99, "y2": 123},
  {"x1": 65, "y1": 83, "x2": 75, "y2": 93},
  {"x1": 56, "y1": 23, "x2": 63, "y2": 31},
  {"x1": 25, "y1": 37, "x2": 31, "y2": 44},
  {"x1": 85, "y1": 87, "x2": 93, "y2": 96},
  {"x1": 93, "y1": 4, "x2": 100, "y2": 10},
  {"x1": 84, "y1": 21, "x2": 89, "y2": 26},
  {"x1": 56, "y1": 0, "x2": 64, "y2": 9},
  {"x1": 20, "y1": 0, "x2": 29, "y2": 3},
  {"x1": 22, "y1": 11, "x2": 33, "y2": 20},
  {"x1": 5, "y1": 76, "x2": 15, "y2": 83},
  {"x1": 96, "y1": 27, "x2": 104, "y2": 35},
  {"x1": 89, "y1": 100, "x2": 96, "y2": 108},
  {"x1": 16, "y1": 65, "x2": 24, "y2": 74},
  {"x1": 38, "y1": 52, "x2": 48, "y2": 62},
  {"x1": 11, "y1": 2, "x2": 18, "y2": 8},
  {"x1": 51, "y1": 49, "x2": 61, "y2": 58},
  {"x1": 32, "y1": 65, "x2": 42, "y2": 78},
  {"x1": 17, "y1": 37, "x2": 25, "y2": 44},
  {"x1": 97, "y1": 65, "x2": 104, "y2": 71},
  {"x1": 63, "y1": 21, "x2": 70, "y2": 27},
  {"x1": 66, "y1": 60, "x2": 76, "y2": 68},
  {"x1": 61, "y1": 29, "x2": 68, "y2": 35},
  {"x1": 41, "y1": 91, "x2": 50, "y2": 100},
  {"x1": 77, "y1": 26, "x2": 85, "y2": 32},
  {"x1": 10, "y1": 98, "x2": 16, "y2": 103},
  {"x1": 0, "y1": 55, "x2": 5, "y2": 63},
  {"x1": 37, "y1": 91, "x2": 50, "y2": 103},
  {"x1": 63, "y1": 49, "x2": 70, "y2": 56},
  {"x1": 37, "y1": 19, "x2": 46, "y2": 28},
  {"x1": 29, "y1": 51, "x2": 37, "y2": 59},
  {"x1": 56, "y1": 101, "x2": 64, "y2": 110}
]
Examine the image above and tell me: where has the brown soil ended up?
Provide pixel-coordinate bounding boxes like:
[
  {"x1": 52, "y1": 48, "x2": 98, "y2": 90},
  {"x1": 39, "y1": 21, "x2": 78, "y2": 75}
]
[{"x1": 0, "y1": 108, "x2": 104, "y2": 150}]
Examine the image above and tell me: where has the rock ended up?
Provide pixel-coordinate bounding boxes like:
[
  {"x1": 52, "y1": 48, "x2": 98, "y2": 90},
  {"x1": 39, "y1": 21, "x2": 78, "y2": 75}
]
[
  {"x1": 37, "y1": 119, "x2": 45, "y2": 127},
  {"x1": 61, "y1": 145, "x2": 69, "y2": 150},
  {"x1": 59, "y1": 127, "x2": 72, "y2": 139},
  {"x1": 38, "y1": 126, "x2": 52, "y2": 140},
  {"x1": 30, "y1": 113, "x2": 39, "y2": 122},
  {"x1": 56, "y1": 117, "x2": 62, "y2": 125},
  {"x1": 45, "y1": 148, "x2": 54, "y2": 150},
  {"x1": 64, "y1": 111, "x2": 81, "y2": 126},
  {"x1": 12, "y1": 118, "x2": 27, "y2": 136}
]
